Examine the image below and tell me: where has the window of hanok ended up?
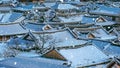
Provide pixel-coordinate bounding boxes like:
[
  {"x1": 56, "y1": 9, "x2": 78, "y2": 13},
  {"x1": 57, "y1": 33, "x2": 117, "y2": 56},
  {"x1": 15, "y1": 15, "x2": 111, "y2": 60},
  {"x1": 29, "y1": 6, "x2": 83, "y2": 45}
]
[{"x1": 0, "y1": 36, "x2": 10, "y2": 41}]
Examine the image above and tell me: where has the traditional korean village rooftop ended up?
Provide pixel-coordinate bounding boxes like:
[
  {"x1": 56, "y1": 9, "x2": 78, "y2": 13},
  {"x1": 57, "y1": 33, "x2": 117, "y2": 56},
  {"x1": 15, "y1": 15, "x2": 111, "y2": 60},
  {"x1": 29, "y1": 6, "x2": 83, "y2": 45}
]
[{"x1": 0, "y1": 0, "x2": 120, "y2": 68}]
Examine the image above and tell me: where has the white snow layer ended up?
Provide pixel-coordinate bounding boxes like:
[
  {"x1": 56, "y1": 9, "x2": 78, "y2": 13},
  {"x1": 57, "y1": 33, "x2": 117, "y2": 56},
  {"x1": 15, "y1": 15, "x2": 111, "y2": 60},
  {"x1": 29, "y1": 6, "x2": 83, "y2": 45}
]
[
  {"x1": 0, "y1": 23, "x2": 28, "y2": 35},
  {"x1": 16, "y1": 52, "x2": 39, "y2": 58},
  {"x1": 58, "y1": 4, "x2": 78, "y2": 10},
  {"x1": 44, "y1": 30, "x2": 87, "y2": 48},
  {"x1": 59, "y1": 45, "x2": 109, "y2": 67},
  {"x1": 0, "y1": 57, "x2": 68, "y2": 68},
  {"x1": 59, "y1": 15, "x2": 82, "y2": 23},
  {"x1": 1, "y1": 13, "x2": 11, "y2": 23},
  {"x1": 95, "y1": 21, "x2": 115, "y2": 26},
  {"x1": 92, "y1": 29, "x2": 117, "y2": 40},
  {"x1": 0, "y1": 43, "x2": 6, "y2": 54},
  {"x1": 0, "y1": 43, "x2": 7, "y2": 60}
]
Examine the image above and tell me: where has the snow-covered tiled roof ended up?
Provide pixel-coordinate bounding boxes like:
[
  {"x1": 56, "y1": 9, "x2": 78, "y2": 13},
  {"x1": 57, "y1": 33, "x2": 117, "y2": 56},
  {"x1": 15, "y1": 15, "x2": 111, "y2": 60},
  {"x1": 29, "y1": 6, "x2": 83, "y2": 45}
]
[
  {"x1": 23, "y1": 23, "x2": 46, "y2": 32},
  {"x1": 89, "y1": 5, "x2": 120, "y2": 17},
  {"x1": 91, "y1": 29, "x2": 117, "y2": 40},
  {"x1": 0, "y1": 43, "x2": 7, "y2": 58},
  {"x1": 81, "y1": 15, "x2": 95, "y2": 24},
  {"x1": 0, "y1": 12, "x2": 23, "y2": 23},
  {"x1": 81, "y1": 15, "x2": 116, "y2": 26},
  {"x1": 57, "y1": 4, "x2": 78, "y2": 10},
  {"x1": 43, "y1": 29, "x2": 88, "y2": 48},
  {"x1": 59, "y1": 15, "x2": 82, "y2": 23},
  {"x1": 0, "y1": 7, "x2": 11, "y2": 12},
  {"x1": 92, "y1": 40, "x2": 120, "y2": 56},
  {"x1": 0, "y1": 57, "x2": 69, "y2": 68},
  {"x1": 44, "y1": 3, "x2": 56, "y2": 8},
  {"x1": 33, "y1": 4, "x2": 49, "y2": 10},
  {"x1": 7, "y1": 36, "x2": 35, "y2": 50},
  {"x1": 13, "y1": 5, "x2": 33, "y2": 12},
  {"x1": 59, "y1": 45, "x2": 109, "y2": 67},
  {"x1": 23, "y1": 23, "x2": 57, "y2": 32},
  {"x1": 0, "y1": 23, "x2": 28, "y2": 36},
  {"x1": 52, "y1": 3, "x2": 78, "y2": 10},
  {"x1": 95, "y1": 21, "x2": 115, "y2": 26}
]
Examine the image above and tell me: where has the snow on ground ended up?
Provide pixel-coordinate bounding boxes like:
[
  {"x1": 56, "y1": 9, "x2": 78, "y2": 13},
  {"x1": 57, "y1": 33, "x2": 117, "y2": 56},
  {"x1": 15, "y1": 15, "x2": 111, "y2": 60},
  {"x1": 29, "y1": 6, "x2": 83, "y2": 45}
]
[{"x1": 59, "y1": 45, "x2": 109, "y2": 67}]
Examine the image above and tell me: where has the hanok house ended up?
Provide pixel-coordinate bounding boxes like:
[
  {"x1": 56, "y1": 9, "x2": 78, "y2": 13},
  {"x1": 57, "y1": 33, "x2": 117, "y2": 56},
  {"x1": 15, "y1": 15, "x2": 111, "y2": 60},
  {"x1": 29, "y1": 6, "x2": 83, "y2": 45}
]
[
  {"x1": 72, "y1": 27, "x2": 100, "y2": 39},
  {"x1": 23, "y1": 28, "x2": 88, "y2": 49},
  {"x1": 42, "y1": 28, "x2": 88, "y2": 48},
  {"x1": 42, "y1": 44, "x2": 109, "y2": 67},
  {"x1": 72, "y1": 27, "x2": 117, "y2": 40},
  {"x1": 0, "y1": 23, "x2": 28, "y2": 42},
  {"x1": 87, "y1": 28, "x2": 117, "y2": 40}
]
